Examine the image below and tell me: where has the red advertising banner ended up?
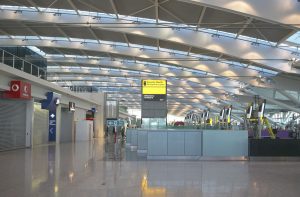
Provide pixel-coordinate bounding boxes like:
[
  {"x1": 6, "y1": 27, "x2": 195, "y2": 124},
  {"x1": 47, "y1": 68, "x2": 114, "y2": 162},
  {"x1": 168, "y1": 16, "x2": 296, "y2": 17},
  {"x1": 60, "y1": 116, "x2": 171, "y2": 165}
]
[{"x1": 4, "y1": 80, "x2": 32, "y2": 99}]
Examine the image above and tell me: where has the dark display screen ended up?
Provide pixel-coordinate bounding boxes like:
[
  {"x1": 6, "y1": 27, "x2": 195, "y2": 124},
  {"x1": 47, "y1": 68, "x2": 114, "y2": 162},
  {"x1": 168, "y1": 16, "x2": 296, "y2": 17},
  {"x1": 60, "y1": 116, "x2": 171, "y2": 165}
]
[
  {"x1": 69, "y1": 102, "x2": 75, "y2": 111},
  {"x1": 143, "y1": 94, "x2": 166, "y2": 101}
]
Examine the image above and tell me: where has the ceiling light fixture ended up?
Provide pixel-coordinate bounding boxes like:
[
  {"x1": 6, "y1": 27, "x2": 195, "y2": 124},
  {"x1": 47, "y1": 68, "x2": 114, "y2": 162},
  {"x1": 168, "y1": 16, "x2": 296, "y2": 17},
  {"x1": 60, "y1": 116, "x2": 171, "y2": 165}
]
[
  {"x1": 53, "y1": 12, "x2": 61, "y2": 16},
  {"x1": 291, "y1": 58, "x2": 300, "y2": 69},
  {"x1": 211, "y1": 33, "x2": 220, "y2": 38}
]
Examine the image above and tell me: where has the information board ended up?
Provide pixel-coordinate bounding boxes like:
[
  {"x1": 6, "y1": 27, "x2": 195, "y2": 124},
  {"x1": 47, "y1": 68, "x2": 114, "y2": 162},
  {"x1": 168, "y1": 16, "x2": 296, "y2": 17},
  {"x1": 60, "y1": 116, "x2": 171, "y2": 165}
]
[
  {"x1": 141, "y1": 79, "x2": 167, "y2": 118},
  {"x1": 142, "y1": 80, "x2": 167, "y2": 95}
]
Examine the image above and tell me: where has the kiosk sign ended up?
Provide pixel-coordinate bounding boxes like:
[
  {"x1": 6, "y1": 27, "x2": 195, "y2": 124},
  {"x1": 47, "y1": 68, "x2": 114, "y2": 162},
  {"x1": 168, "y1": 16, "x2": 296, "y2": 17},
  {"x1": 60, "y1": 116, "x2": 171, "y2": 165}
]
[{"x1": 4, "y1": 80, "x2": 32, "y2": 99}]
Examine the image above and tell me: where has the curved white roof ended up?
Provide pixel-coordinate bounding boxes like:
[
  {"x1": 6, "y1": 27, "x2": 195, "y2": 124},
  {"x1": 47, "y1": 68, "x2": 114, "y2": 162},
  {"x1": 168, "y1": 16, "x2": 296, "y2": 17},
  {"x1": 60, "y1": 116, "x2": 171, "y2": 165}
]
[{"x1": 0, "y1": 1, "x2": 300, "y2": 116}]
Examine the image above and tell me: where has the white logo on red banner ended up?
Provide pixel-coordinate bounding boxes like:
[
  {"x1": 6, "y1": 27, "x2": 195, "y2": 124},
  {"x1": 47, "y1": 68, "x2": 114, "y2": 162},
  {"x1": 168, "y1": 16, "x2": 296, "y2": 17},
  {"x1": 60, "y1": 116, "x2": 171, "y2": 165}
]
[
  {"x1": 24, "y1": 85, "x2": 28, "y2": 93},
  {"x1": 11, "y1": 84, "x2": 19, "y2": 92}
]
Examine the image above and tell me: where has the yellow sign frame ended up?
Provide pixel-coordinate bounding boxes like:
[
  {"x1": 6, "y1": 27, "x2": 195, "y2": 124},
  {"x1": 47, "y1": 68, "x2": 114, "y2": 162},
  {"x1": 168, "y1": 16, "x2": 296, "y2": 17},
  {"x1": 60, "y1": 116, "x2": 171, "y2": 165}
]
[{"x1": 142, "y1": 80, "x2": 167, "y2": 95}]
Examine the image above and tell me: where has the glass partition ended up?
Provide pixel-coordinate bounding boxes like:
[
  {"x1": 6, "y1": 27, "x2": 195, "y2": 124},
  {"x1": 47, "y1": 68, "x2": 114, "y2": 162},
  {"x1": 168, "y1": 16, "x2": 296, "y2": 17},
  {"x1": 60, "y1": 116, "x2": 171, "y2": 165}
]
[{"x1": 142, "y1": 118, "x2": 167, "y2": 129}]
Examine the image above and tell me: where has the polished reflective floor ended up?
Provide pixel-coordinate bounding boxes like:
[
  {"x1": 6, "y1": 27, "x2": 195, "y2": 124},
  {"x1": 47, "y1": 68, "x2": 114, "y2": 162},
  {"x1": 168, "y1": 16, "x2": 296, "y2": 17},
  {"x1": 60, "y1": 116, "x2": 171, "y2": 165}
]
[{"x1": 1, "y1": 136, "x2": 300, "y2": 197}]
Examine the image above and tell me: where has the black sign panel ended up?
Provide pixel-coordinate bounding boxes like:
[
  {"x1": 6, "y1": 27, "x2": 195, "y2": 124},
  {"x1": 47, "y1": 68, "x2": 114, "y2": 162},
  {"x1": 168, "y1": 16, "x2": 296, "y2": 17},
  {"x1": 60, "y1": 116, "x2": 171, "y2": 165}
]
[
  {"x1": 143, "y1": 94, "x2": 166, "y2": 101},
  {"x1": 69, "y1": 102, "x2": 76, "y2": 111}
]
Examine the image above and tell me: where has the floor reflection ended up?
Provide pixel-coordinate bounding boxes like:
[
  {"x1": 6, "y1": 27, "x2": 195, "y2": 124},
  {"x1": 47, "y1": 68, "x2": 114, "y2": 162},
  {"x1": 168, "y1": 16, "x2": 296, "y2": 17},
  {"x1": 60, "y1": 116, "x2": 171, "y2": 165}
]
[
  {"x1": 0, "y1": 136, "x2": 300, "y2": 197},
  {"x1": 141, "y1": 175, "x2": 166, "y2": 197}
]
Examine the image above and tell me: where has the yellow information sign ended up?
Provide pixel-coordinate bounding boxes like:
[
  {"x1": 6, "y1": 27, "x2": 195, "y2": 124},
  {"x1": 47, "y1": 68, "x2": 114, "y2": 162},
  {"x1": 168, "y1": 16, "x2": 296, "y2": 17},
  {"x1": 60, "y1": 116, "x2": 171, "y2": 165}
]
[{"x1": 142, "y1": 80, "x2": 167, "y2": 95}]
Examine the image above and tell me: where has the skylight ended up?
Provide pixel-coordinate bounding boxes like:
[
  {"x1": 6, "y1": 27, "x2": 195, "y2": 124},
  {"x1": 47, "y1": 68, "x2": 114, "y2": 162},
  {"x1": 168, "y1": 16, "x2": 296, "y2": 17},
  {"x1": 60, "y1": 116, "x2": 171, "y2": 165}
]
[
  {"x1": 0, "y1": 5, "x2": 281, "y2": 48},
  {"x1": 286, "y1": 31, "x2": 300, "y2": 45},
  {"x1": 0, "y1": 5, "x2": 281, "y2": 77}
]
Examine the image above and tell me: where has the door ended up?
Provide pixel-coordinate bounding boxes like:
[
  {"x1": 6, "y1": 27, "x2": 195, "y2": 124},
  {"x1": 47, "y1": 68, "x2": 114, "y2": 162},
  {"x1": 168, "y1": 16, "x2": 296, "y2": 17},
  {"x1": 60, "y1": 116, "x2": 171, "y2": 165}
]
[
  {"x1": 32, "y1": 102, "x2": 49, "y2": 146},
  {"x1": 60, "y1": 108, "x2": 74, "y2": 143},
  {"x1": 0, "y1": 99, "x2": 27, "y2": 151}
]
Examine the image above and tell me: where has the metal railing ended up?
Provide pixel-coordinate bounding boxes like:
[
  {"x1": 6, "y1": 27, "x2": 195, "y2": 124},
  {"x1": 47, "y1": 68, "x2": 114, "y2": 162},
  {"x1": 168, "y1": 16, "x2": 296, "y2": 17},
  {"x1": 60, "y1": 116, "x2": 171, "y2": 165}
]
[{"x1": 0, "y1": 48, "x2": 47, "y2": 79}]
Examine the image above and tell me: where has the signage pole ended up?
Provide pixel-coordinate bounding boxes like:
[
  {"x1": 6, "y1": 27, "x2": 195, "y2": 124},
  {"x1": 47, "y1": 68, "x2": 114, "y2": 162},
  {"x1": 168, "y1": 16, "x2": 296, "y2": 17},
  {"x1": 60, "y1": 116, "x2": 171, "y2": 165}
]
[{"x1": 49, "y1": 109, "x2": 56, "y2": 141}]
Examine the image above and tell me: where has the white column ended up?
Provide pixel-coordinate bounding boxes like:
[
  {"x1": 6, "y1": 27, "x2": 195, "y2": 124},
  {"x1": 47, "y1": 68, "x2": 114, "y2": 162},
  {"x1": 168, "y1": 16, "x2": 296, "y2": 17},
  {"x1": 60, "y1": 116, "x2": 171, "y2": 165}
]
[
  {"x1": 56, "y1": 105, "x2": 61, "y2": 144},
  {"x1": 25, "y1": 99, "x2": 34, "y2": 148},
  {"x1": 94, "y1": 105, "x2": 105, "y2": 138}
]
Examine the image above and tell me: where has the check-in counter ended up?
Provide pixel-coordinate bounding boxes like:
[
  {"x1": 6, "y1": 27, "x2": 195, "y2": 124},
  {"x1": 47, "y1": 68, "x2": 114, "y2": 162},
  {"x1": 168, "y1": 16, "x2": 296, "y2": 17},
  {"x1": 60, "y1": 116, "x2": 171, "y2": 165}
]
[
  {"x1": 129, "y1": 129, "x2": 138, "y2": 150},
  {"x1": 126, "y1": 129, "x2": 248, "y2": 160},
  {"x1": 202, "y1": 130, "x2": 248, "y2": 158},
  {"x1": 126, "y1": 129, "x2": 138, "y2": 148},
  {"x1": 249, "y1": 139, "x2": 300, "y2": 157},
  {"x1": 147, "y1": 129, "x2": 202, "y2": 160},
  {"x1": 126, "y1": 129, "x2": 132, "y2": 146},
  {"x1": 137, "y1": 130, "x2": 148, "y2": 154}
]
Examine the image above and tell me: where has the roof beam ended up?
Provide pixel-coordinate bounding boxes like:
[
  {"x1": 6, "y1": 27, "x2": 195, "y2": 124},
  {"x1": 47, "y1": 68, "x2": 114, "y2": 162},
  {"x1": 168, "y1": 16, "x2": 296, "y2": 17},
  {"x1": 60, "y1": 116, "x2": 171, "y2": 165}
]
[
  {"x1": 26, "y1": 0, "x2": 41, "y2": 11},
  {"x1": 251, "y1": 22, "x2": 273, "y2": 45},
  {"x1": 235, "y1": 18, "x2": 253, "y2": 38},
  {"x1": 109, "y1": 0, "x2": 119, "y2": 19},
  {"x1": 277, "y1": 90, "x2": 300, "y2": 105},
  {"x1": 7, "y1": 0, "x2": 27, "y2": 7},
  {"x1": 53, "y1": 80, "x2": 225, "y2": 94},
  {"x1": 88, "y1": 28, "x2": 101, "y2": 44},
  {"x1": 66, "y1": 0, "x2": 80, "y2": 15},
  {"x1": 187, "y1": 46, "x2": 192, "y2": 55},
  {"x1": 196, "y1": 6, "x2": 206, "y2": 31},
  {"x1": 159, "y1": 5, "x2": 185, "y2": 23},
  {"x1": 155, "y1": 0, "x2": 159, "y2": 23},
  {"x1": 45, "y1": 56, "x2": 242, "y2": 94},
  {"x1": 123, "y1": 33, "x2": 130, "y2": 47},
  {"x1": 106, "y1": 53, "x2": 114, "y2": 59},
  {"x1": 0, "y1": 29, "x2": 13, "y2": 39},
  {"x1": 276, "y1": 29, "x2": 298, "y2": 46},
  {"x1": 244, "y1": 87, "x2": 300, "y2": 114},
  {"x1": 177, "y1": 0, "x2": 300, "y2": 29},
  {"x1": 0, "y1": 38, "x2": 269, "y2": 88},
  {"x1": 80, "y1": 50, "x2": 89, "y2": 57},
  {"x1": 55, "y1": 25, "x2": 71, "y2": 41},
  {"x1": 22, "y1": 24, "x2": 41, "y2": 39},
  {"x1": 217, "y1": 54, "x2": 223, "y2": 61},
  {"x1": 0, "y1": 10, "x2": 295, "y2": 73},
  {"x1": 129, "y1": 5, "x2": 155, "y2": 16},
  {"x1": 45, "y1": 0, "x2": 58, "y2": 11},
  {"x1": 53, "y1": 48, "x2": 66, "y2": 57},
  {"x1": 77, "y1": 0, "x2": 108, "y2": 14},
  {"x1": 48, "y1": 74, "x2": 153, "y2": 79},
  {"x1": 159, "y1": 0, "x2": 170, "y2": 5}
]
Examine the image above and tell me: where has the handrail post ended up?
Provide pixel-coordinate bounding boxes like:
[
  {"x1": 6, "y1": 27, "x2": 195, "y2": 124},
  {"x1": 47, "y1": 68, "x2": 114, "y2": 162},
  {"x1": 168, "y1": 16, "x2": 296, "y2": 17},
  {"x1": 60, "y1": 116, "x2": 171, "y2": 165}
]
[
  {"x1": 22, "y1": 60, "x2": 24, "y2": 71},
  {"x1": 12, "y1": 55, "x2": 15, "y2": 68},
  {"x1": 30, "y1": 64, "x2": 33, "y2": 75},
  {"x1": 37, "y1": 67, "x2": 40, "y2": 78},
  {"x1": 2, "y1": 50, "x2": 4, "y2": 63}
]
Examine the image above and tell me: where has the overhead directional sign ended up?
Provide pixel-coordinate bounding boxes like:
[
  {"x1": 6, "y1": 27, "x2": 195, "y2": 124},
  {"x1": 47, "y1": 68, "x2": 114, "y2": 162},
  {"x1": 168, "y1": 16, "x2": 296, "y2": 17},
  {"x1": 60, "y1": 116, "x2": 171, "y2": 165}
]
[
  {"x1": 141, "y1": 79, "x2": 168, "y2": 118},
  {"x1": 107, "y1": 120, "x2": 116, "y2": 126},
  {"x1": 142, "y1": 80, "x2": 167, "y2": 95},
  {"x1": 106, "y1": 120, "x2": 126, "y2": 126}
]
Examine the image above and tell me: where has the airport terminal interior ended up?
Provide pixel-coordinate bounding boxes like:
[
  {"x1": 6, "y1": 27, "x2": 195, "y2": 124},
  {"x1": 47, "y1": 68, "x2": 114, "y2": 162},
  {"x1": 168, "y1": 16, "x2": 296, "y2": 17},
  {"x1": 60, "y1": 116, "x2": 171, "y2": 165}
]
[{"x1": 1, "y1": 0, "x2": 300, "y2": 196}]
